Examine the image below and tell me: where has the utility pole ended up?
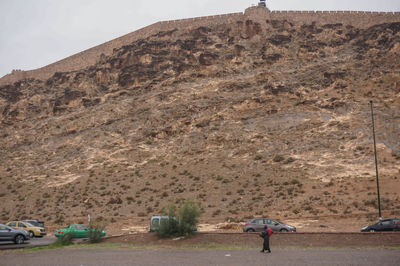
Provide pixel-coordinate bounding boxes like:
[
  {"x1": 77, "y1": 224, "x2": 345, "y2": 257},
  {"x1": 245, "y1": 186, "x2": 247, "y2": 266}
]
[{"x1": 369, "y1": 99, "x2": 382, "y2": 219}]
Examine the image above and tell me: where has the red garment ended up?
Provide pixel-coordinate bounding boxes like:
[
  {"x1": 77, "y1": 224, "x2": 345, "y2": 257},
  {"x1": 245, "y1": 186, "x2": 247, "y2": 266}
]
[{"x1": 267, "y1": 228, "x2": 274, "y2": 237}]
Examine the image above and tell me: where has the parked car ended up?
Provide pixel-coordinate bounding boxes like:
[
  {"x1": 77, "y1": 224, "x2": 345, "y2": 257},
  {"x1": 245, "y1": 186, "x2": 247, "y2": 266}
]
[
  {"x1": 149, "y1": 216, "x2": 177, "y2": 232},
  {"x1": 6, "y1": 221, "x2": 46, "y2": 238},
  {"x1": 55, "y1": 224, "x2": 106, "y2": 238},
  {"x1": 148, "y1": 216, "x2": 197, "y2": 232},
  {"x1": 361, "y1": 218, "x2": 400, "y2": 232},
  {"x1": 22, "y1": 220, "x2": 45, "y2": 228},
  {"x1": 243, "y1": 218, "x2": 296, "y2": 232},
  {"x1": 0, "y1": 223, "x2": 30, "y2": 244}
]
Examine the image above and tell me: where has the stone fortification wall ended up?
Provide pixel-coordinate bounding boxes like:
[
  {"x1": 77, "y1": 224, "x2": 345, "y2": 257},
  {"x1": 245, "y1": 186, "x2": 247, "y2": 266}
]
[
  {"x1": 158, "y1": 12, "x2": 243, "y2": 31},
  {"x1": 1, "y1": 7, "x2": 399, "y2": 86},
  {"x1": 269, "y1": 10, "x2": 400, "y2": 28}
]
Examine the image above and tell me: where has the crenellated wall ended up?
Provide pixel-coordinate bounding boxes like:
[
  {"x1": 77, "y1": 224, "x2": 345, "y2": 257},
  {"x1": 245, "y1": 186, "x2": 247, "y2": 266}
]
[
  {"x1": 269, "y1": 10, "x2": 400, "y2": 28},
  {"x1": 1, "y1": 7, "x2": 399, "y2": 86}
]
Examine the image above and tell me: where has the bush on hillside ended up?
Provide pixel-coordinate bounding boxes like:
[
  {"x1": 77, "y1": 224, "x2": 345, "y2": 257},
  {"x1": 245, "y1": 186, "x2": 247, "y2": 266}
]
[
  {"x1": 157, "y1": 199, "x2": 200, "y2": 238},
  {"x1": 273, "y1": 154, "x2": 285, "y2": 162}
]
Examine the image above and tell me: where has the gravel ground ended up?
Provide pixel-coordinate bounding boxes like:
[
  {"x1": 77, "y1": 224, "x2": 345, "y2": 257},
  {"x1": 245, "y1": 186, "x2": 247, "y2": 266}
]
[{"x1": 1, "y1": 248, "x2": 400, "y2": 266}]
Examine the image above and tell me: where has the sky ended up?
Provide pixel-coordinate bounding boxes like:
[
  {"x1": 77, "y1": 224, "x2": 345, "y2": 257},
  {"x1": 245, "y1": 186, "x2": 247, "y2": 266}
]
[{"x1": 0, "y1": 0, "x2": 399, "y2": 78}]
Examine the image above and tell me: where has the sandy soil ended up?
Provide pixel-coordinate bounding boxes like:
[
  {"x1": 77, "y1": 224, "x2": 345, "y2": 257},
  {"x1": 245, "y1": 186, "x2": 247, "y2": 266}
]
[{"x1": 2, "y1": 249, "x2": 400, "y2": 266}]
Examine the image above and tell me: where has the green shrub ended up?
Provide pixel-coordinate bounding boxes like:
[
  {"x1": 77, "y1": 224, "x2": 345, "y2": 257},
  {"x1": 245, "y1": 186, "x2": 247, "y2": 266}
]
[
  {"x1": 178, "y1": 200, "x2": 200, "y2": 236},
  {"x1": 157, "y1": 199, "x2": 200, "y2": 238},
  {"x1": 55, "y1": 233, "x2": 73, "y2": 246},
  {"x1": 157, "y1": 206, "x2": 179, "y2": 238},
  {"x1": 88, "y1": 220, "x2": 107, "y2": 243}
]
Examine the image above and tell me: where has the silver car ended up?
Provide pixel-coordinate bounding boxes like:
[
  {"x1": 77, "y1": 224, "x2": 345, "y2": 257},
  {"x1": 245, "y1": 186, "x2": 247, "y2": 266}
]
[
  {"x1": 0, "y1": 223, "x2": 30, "y2": 244},
  {"x1": 243, "y1": 218, "x2": 296, "y2": 232}
]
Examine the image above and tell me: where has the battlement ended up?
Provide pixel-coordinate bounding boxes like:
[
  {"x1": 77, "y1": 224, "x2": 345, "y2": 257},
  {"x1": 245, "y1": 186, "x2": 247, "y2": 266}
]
[
  {"x1": 271, "y1": 10, "x2": 399, "y2": 14},
  {"x1": 1, "y1": 7, "x2": 399, "y2": 86},
  {"x1": 268, "y1": 9, "x2": 400, "y2": 28}
]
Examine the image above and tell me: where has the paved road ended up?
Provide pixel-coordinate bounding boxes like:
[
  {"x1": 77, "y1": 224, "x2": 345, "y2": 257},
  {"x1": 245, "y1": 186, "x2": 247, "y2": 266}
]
[
  {"x1": 1, "y1": 248, "x2": 399, "y2": 266},
  {"x1": 0, "y1": 237, "x2": 56, "y2": 250}
]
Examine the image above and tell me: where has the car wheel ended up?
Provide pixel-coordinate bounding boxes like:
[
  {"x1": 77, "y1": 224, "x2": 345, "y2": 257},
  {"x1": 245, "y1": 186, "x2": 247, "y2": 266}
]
[
  {"x1": 28, "y1": 231, "x2": 34, "y2": 238},
  {"x1": 369, "y1": 229, "x2": 375, "y2": 232},
  {"x1": 280, "y1": 228, "x2": 288, "y2": 232},
  {"x1": 246, "y1": 228, "x2": 255, "y2": 232},
  {"x1": 14, "y1": 234, "x2": 25, "y2": 244}
]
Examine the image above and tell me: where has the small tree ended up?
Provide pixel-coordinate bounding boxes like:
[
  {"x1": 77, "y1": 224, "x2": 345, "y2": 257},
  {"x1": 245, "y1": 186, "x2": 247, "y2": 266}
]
[
  {"x1": 157, "y1": 205, "x2": 179, "y2": 238},
  {"x1": 178, "y1": 199, "x2": 200, "y2": 236},
  {"x1": 157, "y1": 199, "x2": 200, "y2": 238},
  {"x1": 88, "y1": 219, "x2": 107, "y2": 243}
]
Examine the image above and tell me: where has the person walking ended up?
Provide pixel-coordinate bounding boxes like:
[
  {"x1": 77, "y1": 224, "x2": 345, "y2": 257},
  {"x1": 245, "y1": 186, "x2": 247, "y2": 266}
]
[{"x1": 260, "y1": 225, "x2": 273, "y2": 253}]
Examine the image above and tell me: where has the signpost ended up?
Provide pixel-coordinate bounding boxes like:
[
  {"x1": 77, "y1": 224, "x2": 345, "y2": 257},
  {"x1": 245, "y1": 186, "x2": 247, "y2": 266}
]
[{"x1": 369, "y1": 99, "x2": 382, "y2": 218}]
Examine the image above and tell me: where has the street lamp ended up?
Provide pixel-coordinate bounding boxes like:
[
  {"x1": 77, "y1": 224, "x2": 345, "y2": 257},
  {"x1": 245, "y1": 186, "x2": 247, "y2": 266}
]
[{"x1": 369, "y1": 99, "x2": 382, "y2": 219}]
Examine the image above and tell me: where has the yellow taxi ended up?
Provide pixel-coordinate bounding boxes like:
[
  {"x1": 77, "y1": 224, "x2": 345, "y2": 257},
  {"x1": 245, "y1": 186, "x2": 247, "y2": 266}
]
[{"x1": 6, "y1": 221, "x2": 46, "y2": 238}]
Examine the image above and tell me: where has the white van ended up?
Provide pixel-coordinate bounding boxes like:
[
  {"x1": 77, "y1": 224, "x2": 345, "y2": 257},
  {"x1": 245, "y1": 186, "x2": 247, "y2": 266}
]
[{"x1": 149, "y1": 216, "x2": 177, "y2": 232}]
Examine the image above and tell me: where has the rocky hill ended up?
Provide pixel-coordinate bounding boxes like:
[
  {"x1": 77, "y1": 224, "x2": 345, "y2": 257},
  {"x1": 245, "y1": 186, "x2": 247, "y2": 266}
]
[{"x1": 0, "y1": 17, "x2": 399, "y2": 231}]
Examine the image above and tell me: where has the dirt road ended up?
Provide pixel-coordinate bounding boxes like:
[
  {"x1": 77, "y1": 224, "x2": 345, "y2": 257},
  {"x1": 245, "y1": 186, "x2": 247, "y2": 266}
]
[
  {"x1": 1, "y1": 248, "x2": 400, "y2": 266},
  {"x1": 104, "y1": 232, "x2": 400, "y2": 248},
  {"x1": 0, "y1": 237, "x2": 56, "y2": 250},
  {"x1": 1, "y1": 233, "x2": 399, "y2": 265}
]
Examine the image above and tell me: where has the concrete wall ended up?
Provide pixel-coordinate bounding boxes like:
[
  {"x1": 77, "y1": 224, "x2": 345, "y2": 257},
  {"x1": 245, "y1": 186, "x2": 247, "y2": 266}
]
[{"x1": 1, "y1": 8, "x2": 399, "y2": 86}]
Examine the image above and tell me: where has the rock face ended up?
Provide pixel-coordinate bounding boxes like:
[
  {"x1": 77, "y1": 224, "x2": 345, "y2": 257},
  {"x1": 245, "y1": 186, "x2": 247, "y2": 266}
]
[{"x1": 0, "y1": 17, "x2": 399, "y2": 227}]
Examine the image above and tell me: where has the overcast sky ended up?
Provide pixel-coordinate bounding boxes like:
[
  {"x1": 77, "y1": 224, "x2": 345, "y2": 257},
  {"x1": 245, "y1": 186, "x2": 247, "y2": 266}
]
[{"x1": 0, "y1": 0, "x2": 399, "y2": 78}]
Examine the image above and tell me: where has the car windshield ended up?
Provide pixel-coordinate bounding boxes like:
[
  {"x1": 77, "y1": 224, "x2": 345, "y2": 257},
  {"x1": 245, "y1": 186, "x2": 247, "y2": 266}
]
[
  {"x1": 2, "y1": 225, "x2": 13, "y2": 230},
  {"x1": 75, "y1": 225, "x2": 88, "y2": 230},
  {"x1": 0, "y1": 224, "x2": 8, "y2": 230},
  {"x1": 25, "y1": 222, "x2": 35, "y2": 227}
]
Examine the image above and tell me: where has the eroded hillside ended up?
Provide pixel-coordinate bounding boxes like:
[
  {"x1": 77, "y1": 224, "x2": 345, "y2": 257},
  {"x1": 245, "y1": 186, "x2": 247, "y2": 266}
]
[{"x1": 0, "y1": 19, "x2": 399, "y2": 229}]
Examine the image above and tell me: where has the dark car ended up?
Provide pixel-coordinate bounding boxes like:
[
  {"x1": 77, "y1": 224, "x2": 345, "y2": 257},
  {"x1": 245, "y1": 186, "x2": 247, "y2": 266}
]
[
  {"x1": 22, "y1": 220, "x2": 45, "y2": 228},
  {"x1": 361, "y1": 218, "x2": 400, "y2": 232},
  {"x1": 243, "y1": 218, "x2": 296, "y2": 232},
  {"x1": 0, "y1": 223, "x2": 30, "y2": 244}
]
